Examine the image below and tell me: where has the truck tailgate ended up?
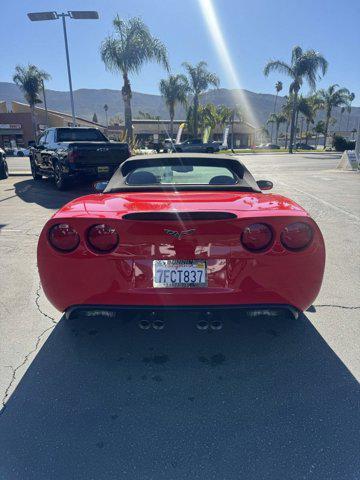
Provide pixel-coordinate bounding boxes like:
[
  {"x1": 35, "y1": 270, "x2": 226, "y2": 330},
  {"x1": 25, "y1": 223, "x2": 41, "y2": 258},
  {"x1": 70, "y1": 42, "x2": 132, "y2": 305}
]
[{"x1": 71, "y1": 143, "x2": 130, "y2": 165}]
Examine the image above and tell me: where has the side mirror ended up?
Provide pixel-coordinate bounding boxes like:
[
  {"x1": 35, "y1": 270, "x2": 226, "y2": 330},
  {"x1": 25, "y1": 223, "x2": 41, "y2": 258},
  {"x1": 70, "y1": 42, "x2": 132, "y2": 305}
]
[
  {"x1": 257, "y1": 180, "x2": 273, "y2": 191},
  {"x1": 93, "y1": 181, "x2": 109, "y2": 193}
]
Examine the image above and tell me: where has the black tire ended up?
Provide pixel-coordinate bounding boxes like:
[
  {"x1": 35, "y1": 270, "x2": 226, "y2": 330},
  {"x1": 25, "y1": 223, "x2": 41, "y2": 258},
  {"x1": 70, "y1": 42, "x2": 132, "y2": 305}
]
[
  {"x1": 0, "y1": 160, "x2": 8, "y2": 180},
  {"x1": 30, "y1": 158, "x2": 42, "y2": 181},
  {"x1": 17, "y1": 151, "x2": 24, "y2": 157},
  {"x1": 53, "y1": 162, "x2": 69, "y2": 190}
]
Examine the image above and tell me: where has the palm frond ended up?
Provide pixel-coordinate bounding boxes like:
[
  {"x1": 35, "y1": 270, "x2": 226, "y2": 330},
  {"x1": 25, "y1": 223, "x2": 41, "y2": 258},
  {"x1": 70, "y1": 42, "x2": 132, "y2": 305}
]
[{"x1": 264, "y1": 60, "x2": 294, "y2": 78}]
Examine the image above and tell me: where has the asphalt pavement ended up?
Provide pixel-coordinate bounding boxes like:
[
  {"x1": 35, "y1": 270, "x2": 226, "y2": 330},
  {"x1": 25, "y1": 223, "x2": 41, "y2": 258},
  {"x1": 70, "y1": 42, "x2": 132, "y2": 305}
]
[{"x1": 0, "y1": 153, "x2": 359, "y2": 479}]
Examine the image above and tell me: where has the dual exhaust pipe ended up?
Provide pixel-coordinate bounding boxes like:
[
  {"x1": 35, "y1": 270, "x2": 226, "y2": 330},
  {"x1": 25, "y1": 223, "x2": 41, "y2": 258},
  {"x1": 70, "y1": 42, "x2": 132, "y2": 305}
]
[{"x1": 138, "y1": 318, "x2": 165, "y2": 330}]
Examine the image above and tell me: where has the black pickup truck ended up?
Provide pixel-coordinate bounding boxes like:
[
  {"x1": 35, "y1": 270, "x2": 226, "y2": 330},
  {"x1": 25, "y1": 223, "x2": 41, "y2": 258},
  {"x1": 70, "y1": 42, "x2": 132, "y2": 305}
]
[{"x1": 29, "y1": 127, "x2": 131, "y2": 190}]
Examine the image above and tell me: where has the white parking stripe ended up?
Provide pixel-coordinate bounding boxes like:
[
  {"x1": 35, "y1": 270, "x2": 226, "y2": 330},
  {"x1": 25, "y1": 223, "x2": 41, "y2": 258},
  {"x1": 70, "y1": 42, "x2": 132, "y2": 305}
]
[{"x1": 278, "y1": 181, "x2": 360, "y2": 222}]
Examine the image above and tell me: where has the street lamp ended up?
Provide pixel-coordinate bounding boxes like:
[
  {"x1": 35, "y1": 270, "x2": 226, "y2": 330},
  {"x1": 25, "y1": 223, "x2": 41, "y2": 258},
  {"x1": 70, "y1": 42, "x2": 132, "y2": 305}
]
[{"x1": 27, "y1": 10, "x2": 99, "y2": 126}]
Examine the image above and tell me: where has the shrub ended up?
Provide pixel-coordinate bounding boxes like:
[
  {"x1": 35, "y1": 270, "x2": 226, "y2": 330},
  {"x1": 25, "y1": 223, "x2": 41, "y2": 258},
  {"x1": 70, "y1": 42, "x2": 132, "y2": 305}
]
[{"x1": 333, "y1": 135, "x2": 356, "y2": 152}]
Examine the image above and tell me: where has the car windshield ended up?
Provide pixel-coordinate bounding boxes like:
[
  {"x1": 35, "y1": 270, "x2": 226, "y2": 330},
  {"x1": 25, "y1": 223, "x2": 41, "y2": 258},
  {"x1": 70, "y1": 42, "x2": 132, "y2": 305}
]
[
  {"x1": 57, "y1": 129, "x2": 108, "y2": 142},
  {"x1": 126, "y1": 165, "x2": 237, "y2": 185}
]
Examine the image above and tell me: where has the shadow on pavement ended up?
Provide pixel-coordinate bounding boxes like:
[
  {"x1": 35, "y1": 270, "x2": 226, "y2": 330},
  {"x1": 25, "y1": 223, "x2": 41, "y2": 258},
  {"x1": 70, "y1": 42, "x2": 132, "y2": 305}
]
[
  {"x1": 0, "y1": 311, "x2": 359, "y2": 480},
  {"x1": 14, "y1": 178, "x2": 94, "y2": 210}
]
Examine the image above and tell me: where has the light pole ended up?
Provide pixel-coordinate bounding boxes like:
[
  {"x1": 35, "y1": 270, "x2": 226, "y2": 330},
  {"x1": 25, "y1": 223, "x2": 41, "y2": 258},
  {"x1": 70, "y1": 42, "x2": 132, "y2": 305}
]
[{"x1": 27, "y1": 10, "x2": 99, "y2": 127}]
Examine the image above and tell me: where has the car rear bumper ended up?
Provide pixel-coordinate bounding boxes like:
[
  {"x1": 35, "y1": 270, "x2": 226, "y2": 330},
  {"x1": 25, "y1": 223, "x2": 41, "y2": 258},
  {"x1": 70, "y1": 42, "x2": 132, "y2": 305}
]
[
  {"x1": 65, "y1": 303, "x2": 300, "y2": 319},
  {"x1": 67, "y1": 164, "x2": 118, "y2": 178}
]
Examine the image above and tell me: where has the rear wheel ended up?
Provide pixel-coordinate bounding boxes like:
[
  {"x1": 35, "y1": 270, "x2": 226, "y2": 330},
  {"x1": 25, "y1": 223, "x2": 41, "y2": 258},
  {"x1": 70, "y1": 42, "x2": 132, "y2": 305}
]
[
  {"x1": 0, "y1": 160, "x2": 8, "y2": 179},
  {"x1": 53, "y1": 162, "x2": 69, "y2": 190},
  {"x1": 30, "y1": 158, "x2": 42, "y2": 181}
]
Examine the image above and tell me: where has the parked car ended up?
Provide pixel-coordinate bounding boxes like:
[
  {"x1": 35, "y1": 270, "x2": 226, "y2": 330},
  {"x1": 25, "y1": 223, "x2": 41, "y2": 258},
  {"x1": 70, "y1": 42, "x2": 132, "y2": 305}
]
[
  {"x1": 162, "y1": 138, "x2": 176, "y2": 152},
  {"x1": 263, "y1": 143, "x2": 281, "y2": 149},
  {"x1": 37, "y1": 153, "x2": 325, "y2": 321},
  {"x1": 29, "y1": 127, "x2": 131, "y2": 190},
  {"x1": 174, "y1": 139, "x2": 220, "y2": 153},
  {"x1": 0, "y1": 148, "x2": 9, "y2": 179},
  {"x1": 296, "y1": 143, "x2": 315, "y2": 150}
]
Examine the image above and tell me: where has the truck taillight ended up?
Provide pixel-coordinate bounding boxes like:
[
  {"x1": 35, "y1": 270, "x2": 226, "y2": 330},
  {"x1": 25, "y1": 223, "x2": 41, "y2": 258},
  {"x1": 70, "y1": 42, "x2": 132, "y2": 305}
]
[
  {"x1": 49, "y1": 224, "x2": 80, "y2": 252},
  {"x1": 281, "y1": 222, "x2": 313, "y2": 251},
  {"x1": 87, "y1": 224, "x2": 119, "y2": 252},
  {"x1": 241, "y1": 223, "x2": 273, "y2": 251},
  {"x1": 68, "y1": 149, "x2": 79, "y2": 163}
]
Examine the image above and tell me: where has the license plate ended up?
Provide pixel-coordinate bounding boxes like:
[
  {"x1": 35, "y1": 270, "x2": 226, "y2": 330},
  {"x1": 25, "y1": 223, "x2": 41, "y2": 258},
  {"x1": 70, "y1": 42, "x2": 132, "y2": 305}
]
[
  {"x1": 153, "y1": 260, "x2": 207, "y2": 288},
  {"x1": 98, "y1": 166, "x2": 109, "y2": 173}
]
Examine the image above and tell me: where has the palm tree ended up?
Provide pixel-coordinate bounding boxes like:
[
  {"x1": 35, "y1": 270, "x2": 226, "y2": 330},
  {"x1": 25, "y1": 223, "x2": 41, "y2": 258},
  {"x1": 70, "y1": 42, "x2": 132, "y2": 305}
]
[
  {"x1": 313, "y1": 120, "x2": 326, "y2": 148},
  {"x1": 301, "y1": 95, "x2": 322, "y2": 144},
  {"x1": 217, "y1": 105, "x2": 233, "y2": 129},
  {"x1": 186, "y1": 104, "x2": 204, "y2": 138},
  {"x1": 281, "y1": 95, "x2": 293, "y2": 149},
  {"x1": 270, "y1": 81, "x2": 283, "y2": 141},
  {"x1": 264, "y1": 46, "x2": 328, "y2": 153},
  {"x1": 100, "y1": 16, "x2": 169, "y2": 140},
  {"x1": 202, "y1": 104, "x2": 220, "y2": 141},
  {"x1": 13, "y1": 64, "x2": 51, "y2": 140},
  {"x1": 346, "y1": 92, "x2": 355, "y2": 132},
  {"x1": 159, "y1": 74, "x2": 189, "y2": 140},
  {"x1": 182, "y1": 61, "x2": 219, "y2": 138},
  {"x1": 317, "y1": 84, "x2": 350, "y2": 148},
  {"x1": 103, "y1": 104, "x2": 109, "y2": 129},
  {"x1": 267, "y1": 112, "x2": 287, "y2": 145}
]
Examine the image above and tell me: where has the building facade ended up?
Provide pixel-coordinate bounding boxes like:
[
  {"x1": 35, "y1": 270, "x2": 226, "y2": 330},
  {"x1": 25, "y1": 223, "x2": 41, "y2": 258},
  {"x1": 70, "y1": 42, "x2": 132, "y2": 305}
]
[
  {"x1": 0, "y1": 101, "x2": 256, "y2": 149},
  {"x1": 0, "y1": 101, "x2": 105, "y2": 148},
  {"x1": 107, "y1": 118, "x2": 256, "y2": 147}
]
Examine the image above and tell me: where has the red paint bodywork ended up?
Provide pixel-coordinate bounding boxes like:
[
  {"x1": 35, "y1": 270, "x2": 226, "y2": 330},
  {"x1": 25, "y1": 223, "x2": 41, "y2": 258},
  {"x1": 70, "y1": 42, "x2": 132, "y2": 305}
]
[{"x1": 37, "y1": 191, "x2": 325, "y2": 313}]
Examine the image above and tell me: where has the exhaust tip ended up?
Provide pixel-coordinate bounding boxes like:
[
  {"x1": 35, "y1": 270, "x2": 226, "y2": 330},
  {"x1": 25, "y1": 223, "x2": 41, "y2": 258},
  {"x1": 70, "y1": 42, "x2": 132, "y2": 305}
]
[
  {"x1": 210, "y1": 320, "x2": 223, "y2": 331},
  {"x1": 196, "y1": 320, "x2": 209, "y2": 331},
  {"x1": 152, "y1": 319, "x2": 165, "y2": 330},
  {"x1": 139, "y1": 319, "x2": 151, "y2": 330}
]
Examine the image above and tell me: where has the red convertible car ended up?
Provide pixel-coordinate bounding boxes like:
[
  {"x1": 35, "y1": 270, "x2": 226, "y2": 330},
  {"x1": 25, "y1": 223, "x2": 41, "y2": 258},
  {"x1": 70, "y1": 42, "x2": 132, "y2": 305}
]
[{"x1": 38, "y1": 154, "x2": 325, "y2": 321}]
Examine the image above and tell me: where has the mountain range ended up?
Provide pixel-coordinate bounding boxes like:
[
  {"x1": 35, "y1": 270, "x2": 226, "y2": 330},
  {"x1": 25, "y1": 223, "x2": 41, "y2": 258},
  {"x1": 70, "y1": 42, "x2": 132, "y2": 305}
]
[{"x1": 1, "y1": 81, "x2": 359, "y2": 131}]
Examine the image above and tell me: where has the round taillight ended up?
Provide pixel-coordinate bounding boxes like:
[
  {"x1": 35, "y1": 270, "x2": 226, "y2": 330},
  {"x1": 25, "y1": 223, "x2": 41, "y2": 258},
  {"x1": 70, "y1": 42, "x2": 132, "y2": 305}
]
[
  {"x1": 281, "y1": 222, "x2": 313, "y2": 251},
  {"x1": 241, "y1": 223, "x2": 273, "y2": 251},
  {"x1": 49, "y1": 223, "x2": 80, "y2": 252},
  {"x1": 87, "y1": 224, "x2": 119, "y2": 252}
]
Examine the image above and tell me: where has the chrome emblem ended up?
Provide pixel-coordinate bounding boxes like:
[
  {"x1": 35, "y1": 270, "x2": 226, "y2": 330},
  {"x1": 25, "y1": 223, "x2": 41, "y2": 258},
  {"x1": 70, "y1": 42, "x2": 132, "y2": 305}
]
[
  {"x1": 96, "y1": 147, "x2": 110, "y2": 152},
  {"x1": 164, "y1": 228, "x2": 196, "y2": 240}
]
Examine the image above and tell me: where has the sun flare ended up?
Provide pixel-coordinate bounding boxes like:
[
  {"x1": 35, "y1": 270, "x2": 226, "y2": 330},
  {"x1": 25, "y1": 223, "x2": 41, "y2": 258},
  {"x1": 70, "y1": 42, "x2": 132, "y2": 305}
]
[{"x1": 197, "y1": 0, "x2": 257, "y2": 126}]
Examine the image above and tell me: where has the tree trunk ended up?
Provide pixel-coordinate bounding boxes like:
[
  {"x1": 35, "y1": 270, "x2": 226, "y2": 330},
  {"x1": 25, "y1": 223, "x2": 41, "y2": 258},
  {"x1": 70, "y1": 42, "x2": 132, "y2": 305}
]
[
  {"x1": 30, "y1": 103, "x2": 37, "y2": 141},
  {"x1": 323, "y1": 107, "x2": 331, "y2": 148},
  {"x1": 315, "y1": 133, "x2": 318, "y2": 148},
  {"x1": 193, "y1": 95, "x2": 199, "y2": 139},
  {"x1": 284, "y1": 121, "x2": 289, "y2": 149},
  {"x1": 305, "y1": 119, "x2": 310, "y2": 144},
  {"x1": 169, "y1": 104, "x2": 174, "y2": 140},
  {"x1": 270, "y1": 92, "x2": 279, "y2": 142},
  {"x1": 275, "y1": 123, "x2": 279, "y2": 145},
  {"x1": 122, "y1": 73, "x2": 133, "y2": 141},
  {"x1": 288, "y1": 91, "x2": 298, "y2": 154}
]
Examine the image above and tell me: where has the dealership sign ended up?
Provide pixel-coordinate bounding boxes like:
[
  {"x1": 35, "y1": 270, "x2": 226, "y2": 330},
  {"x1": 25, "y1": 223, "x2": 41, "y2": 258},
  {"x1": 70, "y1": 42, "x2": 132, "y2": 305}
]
[{"x1": 0, "y1": 124, "x2": 22, "y2": 129}]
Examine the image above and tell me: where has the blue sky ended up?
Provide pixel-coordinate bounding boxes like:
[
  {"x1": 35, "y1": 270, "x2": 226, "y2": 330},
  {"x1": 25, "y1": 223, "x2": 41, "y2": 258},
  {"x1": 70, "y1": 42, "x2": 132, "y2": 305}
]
[{"x1": 1, "y1": 0, "x2": 359, "y2": 105}]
